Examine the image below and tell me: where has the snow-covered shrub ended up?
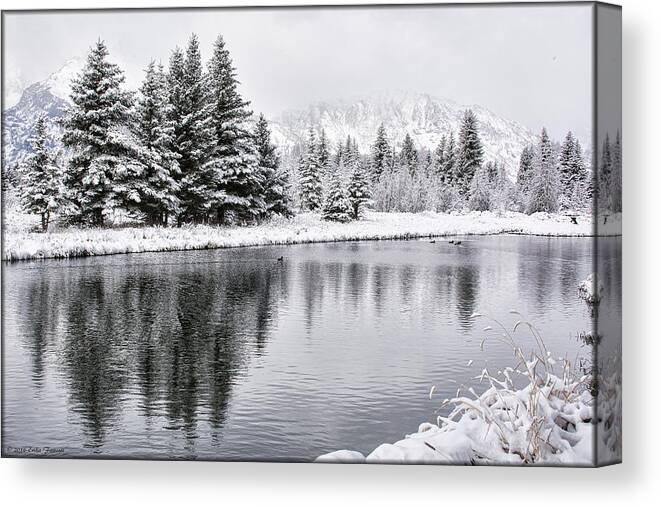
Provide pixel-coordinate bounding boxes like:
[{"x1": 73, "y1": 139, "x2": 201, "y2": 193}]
[{"x1": 578, "y1": 273, "x2": 604, "y2": 304}]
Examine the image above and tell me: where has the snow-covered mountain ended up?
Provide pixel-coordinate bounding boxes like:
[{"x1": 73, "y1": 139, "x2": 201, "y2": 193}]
[
  {"x1": 2, "y1": 59, "x2": 83, "y2": 170},
  {"x1": 269, "y1": 91, "x2": 537, "y2": 179}
]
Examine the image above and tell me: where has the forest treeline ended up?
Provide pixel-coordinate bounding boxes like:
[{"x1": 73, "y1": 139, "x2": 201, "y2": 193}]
[{"x1": 17, "y1": 34, "x2": 621, "y2": 232}]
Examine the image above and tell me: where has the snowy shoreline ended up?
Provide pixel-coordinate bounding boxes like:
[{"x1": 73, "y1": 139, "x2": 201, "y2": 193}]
[
  {"x1": 2, "y1": 210, "x2": 621, "y2": 262},
  {"x1": 316, "y1": 369, "x2": 621, "y2": 466}
]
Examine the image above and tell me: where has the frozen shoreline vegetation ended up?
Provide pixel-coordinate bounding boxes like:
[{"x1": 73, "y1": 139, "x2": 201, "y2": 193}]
[
  {"x1": 317, "y1": 315, "x2": 622, "y2": 466},
  {"x1": 3, "y1": 210, "x2": 621, "y2": 262},
  {"x1": 317, "y1": 373, "x2": 620, "y2": 465}
]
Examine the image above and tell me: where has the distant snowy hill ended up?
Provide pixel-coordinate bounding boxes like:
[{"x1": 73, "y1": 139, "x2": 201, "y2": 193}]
[
  {"x1": 2, "y1": 59, "x2": 83, "y2": 170},
  {"x1": 269, "y1": 91, "x2": 538, "y2": 179}
]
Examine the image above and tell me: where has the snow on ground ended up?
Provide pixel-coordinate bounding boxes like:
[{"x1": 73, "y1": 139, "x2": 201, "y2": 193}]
[
  {"x1": 2, "y1": 210, "x2": 621, "y2": 262},
  {"x1": 316, "y1": 370, "x2": 621, "y2": 466}
]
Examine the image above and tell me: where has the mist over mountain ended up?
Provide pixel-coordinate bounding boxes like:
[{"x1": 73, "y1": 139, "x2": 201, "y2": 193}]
[{"x1": 269, "y1": 91, "x2": 538, "y2": 179}]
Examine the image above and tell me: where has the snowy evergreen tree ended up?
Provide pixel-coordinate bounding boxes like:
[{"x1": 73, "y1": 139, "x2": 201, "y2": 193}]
[
  {"x1": 371, "y1": 124, "x2": 392, "y2": 182},
  {"x1": 255, "y1": 114, "x2": 291, "y2": 217},
  {"x1": 468, "y1": 164, "x2": 492, "y2": 212},
  {"x1": 610, "y1": 131, "x2": 622, "y2": 212},
  {"x1": 317, "y1": 129, "x2": 331, "y2": 175},
  {"x1": 206, "y1": 33, "x2": 264, "y2": 224},
  {"x1": 441, "y1": 131, "x2": 457, "y2": 184},
  {"x1": 516, "y1": 144, "x2": 535, "y2": 198},
  {"x1": 322, "y1": 172, "x2": 351, "y2": 222},
  {"x1": 299, "y1": 128, "x2": 323, "y2": 211},
  {"x1": 558, "y1": 131, "x2": 579, "y2": 205},
  {"x1": 171, "y1": 34, "x2": 215, "y2": 223},
  {"x1": 527, "y1": 128, "x2": 559, "y2": 214},
  {"x1": 433, "y1": 135, "x2": 447, "y2": 179},
  {"x1": 19, "y1": 114, "x2": 62, "y2": 231},
  {"x1": 134, "y1": 61, "x2": 180, "y2": 225},
  {"x1": 61, "y1": 39, "x2": 138, "y2": 225},
  {"x1": 347, "y1": 162, "x2": 370, "y2": 219},
  {"x1": 455, "y1": 110, "x2": 483, "y2": 194},
  {"x1": 599, "y1": 134, "x2": 613, "y2": 211},
  {"x1": 399, "y1": 133, "x2": 418, "y2": 173}
]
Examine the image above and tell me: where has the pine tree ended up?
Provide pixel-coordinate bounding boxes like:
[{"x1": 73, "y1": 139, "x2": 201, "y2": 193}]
[
  {"x1": 317, "y1": 129, "x2": 331, "y2": 175},
  {"x1": 527, "y1": 128, "x2": 559, "y2": 214},
  {"x1": 516, "y1": 144, "x2": 535, "y2": 196},
  {"x1": 347, "y1": 162, "x2": 370, "y2": 219},
  {"x1": 441, "y1": 131, "x2": 457, "y2": 184},
  {"x1": 558, "y1": 131, "x2": 579, "y2": 206},
  {"x1": 433, "y1": 135, "x2": 447, "y2": 178},
  {"x1": 599, "y1": 134, "x2": 613, "y2": 210},
  {"x1": 399, "y1": 133, "x2": 418, "y2": 173},
  {"x1": 206, "y1": 33, "x2": 264, "y2": 224},
  {"x1": 610, "y1": 131, "x2": 622, "y2": 212},
  {"x1": 322, "y1": 172, "x2": 351, "y2": 222},
  {"x1": 468, "y1": 164, "x2": 492, "y2": 212},
  {"x1": 371, "y1": 124, "x2": 392, "y2": 182},
  {"x1": 455, "y1": 110, "x2": 484, "y2": 194},
  {"x1": 299, "y1": 128, "x2": 323, "y2": 211},
  {"x1": 134, "y1": 61, "x2": 180, "y2": 225},
  {"x1": 255, "y1": 114, "x2": 291, "y2": 217},
  {"x1": 61, "y1": 39, "x2": 138, "y2": 225},
  {"x1": 173, "y1": 34, "x2": 215, "y2": 223},
  {"x1": 19, "y1": 114, "x2": 62, "y2": 231}
]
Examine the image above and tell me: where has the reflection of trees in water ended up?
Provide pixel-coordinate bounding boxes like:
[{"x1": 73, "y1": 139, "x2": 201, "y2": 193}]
[
  {"x1": 19, "y1": 257, "x2": 289, "y2": 450},
  {"x1": 398, "y1": 264, "x2": 417, "y2": 307},
  {"x1": 558, "y1": 241, "x2": 580, "y2": 308},
  {"x1": 19, "y1": 275, "x2": 62, "y2": 389},
  {"x1": 345, "y1": 262, "x2": 368, "y2": 312},
  {"x1": 61, "y1": 274, "x2": 129, "y2": 449},
  {"x1": 301, "y1": 261, "x2": 324, "y2": 334},
  {"x1": 370, "y1": 264, "x2": 392, "y2": 317},
  {"x1": 454, "y1": 266, "x2": 479, "y2": 331},
  {"x1": 516, "y1": 239, "x2": 557, "y2": 314}
]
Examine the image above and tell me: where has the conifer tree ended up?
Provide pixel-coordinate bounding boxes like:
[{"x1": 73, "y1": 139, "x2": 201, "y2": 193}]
[
  {"x1": 441, "y1": 131, "x2": 457, "y2": 184},
  {"x1": 255, "y1": 114, "x2": 291, "y2": 217},
  {"x1": 322, "y1": 172, "x2": 351, "y2": 222},
  {"x1": 347, "y1": 162, "x2": 370, "y2": 219},
  {"x1": 299, "y1": 128, "x2": 323, "y2": 211},
  {"x1": 174, "y1": 34, "x2": 215, "y2": 223},
  {"x1": 455, "y1": 110, "x2": 483, "y2": 194},
  {"x1": 61, "y1": 39, "x2": 138, "y2": 225},
  {"x1": 317, "y1": 129, "x2": 331, "y2": 175},
  {"x1": 610, "y1": 131, "x2": 622, "y2": 212},
  {"x1": 527, "y1": 128, "x2": 559, "y2": 214},
  {"x1": 433, "y1": 135, "x2": 447, "y2": 178},
  {"x1": 599, "y1": 133, "x2": 613, "y2": 210},
  {"x1": 558, "y1": 131, "x2": 579, "y2": 204},
  {"x1": 468, "y1": 164, "x2": 492, "y2": 212},
  {"x1": 371, "y1": 124, "x2": 392, "y2": 182},
  {"x1": 399, "y1": 133, "x2": 418, "y2": 173},
  {"x1": 206, "y1": 33, "x2": 264, "y2": 224},
  {"x1": 20, "y1": 114, "x2": 62, "y2": 231},
  {"x1": 516, "y1": 144, "x2": 535, "y2": 196},
  {"x1": 135, "y1": 61, "x2": 180, "y2": 225}
]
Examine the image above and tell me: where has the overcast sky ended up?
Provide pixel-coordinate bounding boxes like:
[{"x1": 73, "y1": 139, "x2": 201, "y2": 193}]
[{"x1": 3, "y1": 4, "x2": 593, "y2": 141}]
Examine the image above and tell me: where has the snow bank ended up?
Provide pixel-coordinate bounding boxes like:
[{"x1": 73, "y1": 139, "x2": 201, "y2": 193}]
[
  {"x1": 578, "y1": 273, "x2": 605, "y2": 304},
  {"x1": 2, "y1": 210, "x2": 621, "y2": 262},
  {"x1": 317, "y1": 371, "x2": 621, "y2": 466}
]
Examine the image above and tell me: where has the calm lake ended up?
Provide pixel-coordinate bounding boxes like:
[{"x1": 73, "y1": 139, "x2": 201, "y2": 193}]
[{"x1": 2, "y1": 236, "x2": 622, "y2": 461}]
